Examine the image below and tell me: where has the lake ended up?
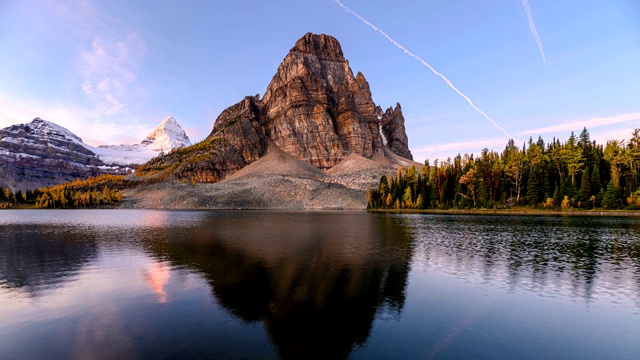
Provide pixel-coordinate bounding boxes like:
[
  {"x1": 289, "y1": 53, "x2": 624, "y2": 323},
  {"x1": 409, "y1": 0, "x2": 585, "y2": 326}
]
[{"x1": 0, "y1": 210, "x2": 639, "y2": 359}]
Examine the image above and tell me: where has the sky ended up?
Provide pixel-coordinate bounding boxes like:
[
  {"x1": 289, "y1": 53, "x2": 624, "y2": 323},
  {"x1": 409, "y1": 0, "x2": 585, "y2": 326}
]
[{"x1": 0, "y1": 0, "x2": 639, "y2": 163}]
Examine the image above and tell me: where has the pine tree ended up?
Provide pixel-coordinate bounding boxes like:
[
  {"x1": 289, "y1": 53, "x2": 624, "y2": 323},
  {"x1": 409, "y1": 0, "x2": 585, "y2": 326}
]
[
  {"x1": 602, "y1": 181, "x2": 621, "y2": 209},
  {"x1": 591, "y1": 163, "x2": 601, "y2": 194},
  {"x1": 525, "y1": 166, "x2": 541, "y2": 206},
  {"x1": 553, "y1": 185, "x2": 561, "y2": 207},
  {"x1": 580, "y1": 166, "x2": 591, "y2": 206}
]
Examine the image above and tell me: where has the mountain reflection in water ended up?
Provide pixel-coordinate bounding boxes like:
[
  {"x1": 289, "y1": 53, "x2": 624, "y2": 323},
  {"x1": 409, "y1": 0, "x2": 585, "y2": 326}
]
[
  {"x1": 140, "y1": 212, "x2": 414, "y2": 359},
  {"x1": 0, "y1": 224, "x2": 98, "y2": 296},
  {"x1": 0, "y1": 210, "x2": 639, "y2": 360}
]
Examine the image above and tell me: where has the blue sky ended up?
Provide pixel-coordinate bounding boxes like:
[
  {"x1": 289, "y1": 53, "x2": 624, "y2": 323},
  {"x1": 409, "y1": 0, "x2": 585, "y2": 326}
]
[{"x1": 0, "y1": 0, "x2": 639, "y2": 162}]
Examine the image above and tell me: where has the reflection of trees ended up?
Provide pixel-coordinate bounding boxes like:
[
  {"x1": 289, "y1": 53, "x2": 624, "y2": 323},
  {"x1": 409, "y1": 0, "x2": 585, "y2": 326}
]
[
  {"x1": 142, "y1": 212, "x2": 414, "y2": 359},
  {"x1": 0, "y1": 224, "x2": 97, "y2": 296},
  {"x1": 417, "y1": 215, "x2": 640, "y2": 303}
]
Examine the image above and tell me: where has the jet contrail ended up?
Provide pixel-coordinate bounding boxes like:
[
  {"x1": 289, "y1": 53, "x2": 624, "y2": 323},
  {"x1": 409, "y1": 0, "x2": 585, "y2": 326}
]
[
  {"x1": 333, "y1": 0, "x2": 513, "y2": 139},
  {"x1": 520, "y1": 0, "x2": 547, "y2": 62}
]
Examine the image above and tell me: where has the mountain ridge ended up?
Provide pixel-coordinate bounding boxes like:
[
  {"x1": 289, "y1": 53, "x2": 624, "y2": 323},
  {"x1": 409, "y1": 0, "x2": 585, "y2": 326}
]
[
  {"x1": 138, "y1": 32, "x2": 414, "y2": 186},
  {"x1": 0, "y1": 116, "x2": 191, "y2": 191}
]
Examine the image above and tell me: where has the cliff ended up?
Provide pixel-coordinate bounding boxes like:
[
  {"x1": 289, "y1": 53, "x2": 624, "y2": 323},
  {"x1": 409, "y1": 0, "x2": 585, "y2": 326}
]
[{"x1": 139, "y1": 33, "x2": 414, "y2": 184}]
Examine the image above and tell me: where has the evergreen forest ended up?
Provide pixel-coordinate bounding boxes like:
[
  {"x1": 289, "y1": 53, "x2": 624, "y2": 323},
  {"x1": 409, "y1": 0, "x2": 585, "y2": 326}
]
[{"x1": 368, "y1": 128, "x2": 640, "y2": 211}]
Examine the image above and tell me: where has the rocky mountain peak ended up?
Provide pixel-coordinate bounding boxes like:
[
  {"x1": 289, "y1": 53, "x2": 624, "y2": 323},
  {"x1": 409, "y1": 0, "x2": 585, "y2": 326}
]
[
  {"x1": 260, "y1": 32, "x2": 387, "y2": 169},
  {"x1": 140, "y1": 116, "x2": 191, "y2": 152},
  {"x1": 142, "y1": 33, "x2": 414, "y2": 184},
  {"x1": 23, "y1": 117, "x2": 84, "y2": 144},
  {"x1": 290, "y1": 32, "x2": 344, "y2": 60},
  {"x1": 0, "y1": 117, "x2": 104, "y2": 191},
  {"x1": 380, "y1": 104, "x2": 413, "y2": 160}
]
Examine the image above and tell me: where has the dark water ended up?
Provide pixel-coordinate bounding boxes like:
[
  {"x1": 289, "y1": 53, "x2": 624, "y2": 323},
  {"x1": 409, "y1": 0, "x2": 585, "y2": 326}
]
[{"x1": 0, "y1": 211, "x2": 639, "y2": 360}]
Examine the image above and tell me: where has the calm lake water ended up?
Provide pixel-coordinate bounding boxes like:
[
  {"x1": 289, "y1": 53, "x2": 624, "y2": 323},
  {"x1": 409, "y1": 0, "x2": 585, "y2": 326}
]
[{"x1": 0, "y1": 210, "x2": 639, "y2": 359}]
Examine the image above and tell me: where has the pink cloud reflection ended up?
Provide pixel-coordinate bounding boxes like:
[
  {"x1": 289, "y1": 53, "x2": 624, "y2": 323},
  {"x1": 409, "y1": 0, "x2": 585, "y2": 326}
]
[{"x1": 145, "y1": 261, "x2": 171, "y2": 303}]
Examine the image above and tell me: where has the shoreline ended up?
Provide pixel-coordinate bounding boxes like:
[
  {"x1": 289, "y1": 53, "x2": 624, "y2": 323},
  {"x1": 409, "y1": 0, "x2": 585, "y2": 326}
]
[{"x1": 367, "y1": 208, "x2": 640, "y2": 217}]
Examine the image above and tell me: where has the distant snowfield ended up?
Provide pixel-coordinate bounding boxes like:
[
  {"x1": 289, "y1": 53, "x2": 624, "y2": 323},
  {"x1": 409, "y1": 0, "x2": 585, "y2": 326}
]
[
  {"x1": 85, "y1": 116, "x2": 191, "y2": 165},
  {"x1": 84, "y1": 143, "x2": 159, "y2": 165}
]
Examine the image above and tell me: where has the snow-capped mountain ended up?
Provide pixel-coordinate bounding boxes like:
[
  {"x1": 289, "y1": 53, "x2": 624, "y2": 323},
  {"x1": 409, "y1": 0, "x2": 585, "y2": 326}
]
[
  {"x1": 141, "y1": 116, "x2": 191, "y2": 151},
  {"x1": 0, "y1": 118, "x2": 107, "y2": 191},
  {"x1": 0, "y1": 116, "x2": 192, "y2": 191},
  {"x1": 91, "y1": 116, "x2": 191, "y2": 165},
  {"x1": 0, "y1": 117, "x2": 98, "y2": 164}
]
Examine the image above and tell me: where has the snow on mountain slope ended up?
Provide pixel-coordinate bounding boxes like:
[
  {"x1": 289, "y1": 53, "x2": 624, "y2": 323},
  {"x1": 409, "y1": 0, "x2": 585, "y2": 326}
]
[
  {"x1": 0, "y1": 116, "x2": 191, "y2": 166},
  {"x1": 140, "y1": 116, "x2": 191, "y2": 152},
  {"x1": 86, "y1": 116, "x2": 192, "y2": 165},
  {"x1": 86, "y1": 144, "x2": 159, "y2": 165},
  {"x1": 4, "y1": 117, "x2": 84, "y2": 145}
]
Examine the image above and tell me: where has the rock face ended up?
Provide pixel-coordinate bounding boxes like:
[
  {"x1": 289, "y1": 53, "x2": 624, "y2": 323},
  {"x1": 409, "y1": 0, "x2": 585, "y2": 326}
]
[
  {"x1": 0, "y1": 118, "x2": 107, "y2": 191},
  {"x1": 380, "y1": 104, "x2": 413, "y2": 160},
  {"x1": 144, "y1": 33, "x2": 413, "y2": 183},
  {"x1": 261, "y1": 33, "x2": 384, "y2": 168}
]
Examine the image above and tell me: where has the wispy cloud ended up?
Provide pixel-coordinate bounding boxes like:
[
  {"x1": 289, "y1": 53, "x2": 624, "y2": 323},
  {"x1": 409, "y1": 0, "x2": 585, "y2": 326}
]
[
  {"x1": 0, "y1": 93, "x2": 150, "y2": 145},
  {"x1": 0, "y1": 0, "x2": 152, "y2": 144},
  {"x1": 49, "y1": 0, "x2": 149, "y2": 117},
  {"x1": 519, "y1": 112, "x2": 640, "y2": 135},
  {"x1": 520, "y1": 0, "x2": 547, "y2": 62},
  {"x1": 79, "y1": 32, "x2": 147, "y2": 116}
]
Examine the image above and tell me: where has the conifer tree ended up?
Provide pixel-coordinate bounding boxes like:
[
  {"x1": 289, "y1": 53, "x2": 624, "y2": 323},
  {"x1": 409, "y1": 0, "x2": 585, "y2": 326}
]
[{"x1": 580, "y1": 167, "x2": 591, "y2": 206}]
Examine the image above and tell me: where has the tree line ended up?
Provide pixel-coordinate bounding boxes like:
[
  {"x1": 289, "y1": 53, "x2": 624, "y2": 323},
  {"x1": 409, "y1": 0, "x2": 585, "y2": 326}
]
[
  {"x1": 0, "y1": 174, "x2": 127, "y2": 209},
  {"x1": 368, "y1": 128, "x2": 640, "y2": 211}
]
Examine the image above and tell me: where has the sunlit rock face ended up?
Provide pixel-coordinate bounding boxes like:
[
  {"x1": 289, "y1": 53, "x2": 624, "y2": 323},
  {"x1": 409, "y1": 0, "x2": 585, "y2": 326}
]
[
  {"x1": 380, "y1": 103, "x2": 413, "y2": 160},
  {"x1": 151, "y1": 33, "x2": 414, "y2": 183},
  {"x1": 261, "y1": 33, "x2": 385, "y2": 168}
]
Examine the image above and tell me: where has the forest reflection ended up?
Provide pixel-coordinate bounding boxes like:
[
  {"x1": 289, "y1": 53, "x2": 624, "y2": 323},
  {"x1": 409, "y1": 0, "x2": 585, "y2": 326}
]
[
  {"x1": 0, "y1": 224, "x2": 98, "y2": 296},
  {"x1": 141, "y1": 212, "x2": 414, "y2": 359},
  {"x1": 410, "y1": 215, "x2": 640, "y2": 304},
  {"x1": 1, "y1": 212, "x2": 639, "y2": 359}
]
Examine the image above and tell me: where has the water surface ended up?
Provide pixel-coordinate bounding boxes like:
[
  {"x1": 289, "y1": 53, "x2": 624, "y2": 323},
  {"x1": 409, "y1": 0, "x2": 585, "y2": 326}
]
[{"x1": 0, "y1": 210, "x2": 639, "y2": 359}]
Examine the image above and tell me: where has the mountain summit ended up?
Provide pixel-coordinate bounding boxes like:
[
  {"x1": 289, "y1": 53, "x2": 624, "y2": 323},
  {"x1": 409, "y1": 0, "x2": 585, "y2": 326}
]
[
  {"x1": 141, "y1": 33, "x2": 413, "y2": 183},
  {"x1": 0, "y1": 116, "x2": 192, "y2": 191},
  {"x1": 0, "y1": 118, "x2": 104, "y2": 191},
  {"x1": 91, "y1": 116, "x2": 191, "y2": 164},
  {"x1": 140, "y1": 116, "x2": 191, "y2": 152}
]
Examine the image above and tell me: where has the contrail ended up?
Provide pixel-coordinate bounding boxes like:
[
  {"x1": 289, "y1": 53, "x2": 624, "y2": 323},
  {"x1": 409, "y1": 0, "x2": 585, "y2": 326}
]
[
  {"x1": 520, "y1": 0, "x2": 547, "y2": 62},
  {"x1": 333, "y1": 0, "x2": 513, "y2": 139}
]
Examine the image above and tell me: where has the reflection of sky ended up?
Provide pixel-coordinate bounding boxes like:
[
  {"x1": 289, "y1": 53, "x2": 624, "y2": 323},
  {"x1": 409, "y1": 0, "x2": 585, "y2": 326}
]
[
  {"x1": 0, "y1": 246, "x2": 214, "y2": 359},
  {"x1": 0, "y1": 209, "x2": 208, "y2": 228}
]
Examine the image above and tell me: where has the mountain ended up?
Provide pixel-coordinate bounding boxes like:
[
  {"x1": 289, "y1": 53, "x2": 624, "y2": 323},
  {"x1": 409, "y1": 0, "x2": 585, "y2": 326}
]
[
  {"x1": 89, "y1": 116, "x2": 191, "y2": 165},
  {"x1": 0, "y1": 118, "x2": 107, "y2": 191},
  {"x1": 138, "y1": 33, "x2": 413, "y2": 185},
  {"x1": 141, "y1": 116, "x2": 192, "y2": 151},
  {"x1": 0, "y1": 116, "x2": 191, "y2": 191}
]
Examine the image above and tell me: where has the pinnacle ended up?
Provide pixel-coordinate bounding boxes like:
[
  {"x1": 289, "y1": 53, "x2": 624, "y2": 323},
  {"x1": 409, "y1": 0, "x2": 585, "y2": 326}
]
[{"x1": 291, "y1": 33, "x2": 344, "y2": 60}]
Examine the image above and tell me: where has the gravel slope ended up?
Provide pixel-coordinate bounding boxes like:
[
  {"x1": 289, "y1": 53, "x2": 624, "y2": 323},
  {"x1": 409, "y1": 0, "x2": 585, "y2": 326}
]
[{"x1": 122, "y1": 145, "x2": 417, "y2": 210}]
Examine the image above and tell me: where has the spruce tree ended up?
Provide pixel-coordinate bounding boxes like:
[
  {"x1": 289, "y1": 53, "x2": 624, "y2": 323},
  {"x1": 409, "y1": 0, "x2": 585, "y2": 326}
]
[
  {"x1": 580, "y1": 167, "x2": 591, "y2": 206},
  {"x1": 526, "y1": 166, "x2": 540, "y2": 206},
  {"x1": 591, "y1": 163, "x2": 601, "y2": 194},
  {"x1": 602, "y1": 181, "x2": 621, "y2": 209}
]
